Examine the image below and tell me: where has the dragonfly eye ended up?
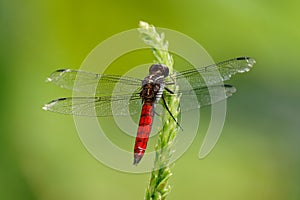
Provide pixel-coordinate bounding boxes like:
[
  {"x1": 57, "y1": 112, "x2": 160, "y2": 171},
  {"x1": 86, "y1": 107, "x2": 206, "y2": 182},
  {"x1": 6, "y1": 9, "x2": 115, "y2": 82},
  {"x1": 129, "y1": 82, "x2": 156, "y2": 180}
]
[{"x1": 149, "y1": 64, "x2": 169, "y2": 77}]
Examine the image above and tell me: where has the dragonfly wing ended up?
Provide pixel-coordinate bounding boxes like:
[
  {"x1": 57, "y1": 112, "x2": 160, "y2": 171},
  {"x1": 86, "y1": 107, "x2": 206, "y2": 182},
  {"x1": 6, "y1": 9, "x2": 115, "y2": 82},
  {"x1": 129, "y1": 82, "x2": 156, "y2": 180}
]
[
  {"x1": 176, "y1": 84, "x2": 237, "y2": 112},
  {"x1": 42, "y1": 93, "x2": 142, "y2": 117},
  {"x1": 171, "y1": 57, "x2": 255, "y2": 91},
  {"x1": 47, "y1": 69, "x2": 142, "y2": 95}
]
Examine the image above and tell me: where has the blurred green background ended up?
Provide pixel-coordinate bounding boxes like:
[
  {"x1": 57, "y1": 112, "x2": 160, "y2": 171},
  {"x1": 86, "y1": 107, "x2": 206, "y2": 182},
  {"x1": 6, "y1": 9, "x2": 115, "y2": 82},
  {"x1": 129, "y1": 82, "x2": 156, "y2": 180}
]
[{"x1": 1, "y1": 0, "x2": 300, "y2": 199}]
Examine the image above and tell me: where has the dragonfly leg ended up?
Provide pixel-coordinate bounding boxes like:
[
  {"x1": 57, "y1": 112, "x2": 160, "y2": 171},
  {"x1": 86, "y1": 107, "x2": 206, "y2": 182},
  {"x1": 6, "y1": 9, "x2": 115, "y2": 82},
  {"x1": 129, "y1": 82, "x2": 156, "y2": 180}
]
[
  {"x1": 161, "y1": 94, "x2": 183, "y2": 131},
  {"x1": 164, "y1": 87, "x2": 174, "y2": 94},
  {"x1": 166, "y1": 75, "x2": 176, "y2": 85},
  {"x1": 165, "y1": 75, "x2": 177, "y2": 94}
]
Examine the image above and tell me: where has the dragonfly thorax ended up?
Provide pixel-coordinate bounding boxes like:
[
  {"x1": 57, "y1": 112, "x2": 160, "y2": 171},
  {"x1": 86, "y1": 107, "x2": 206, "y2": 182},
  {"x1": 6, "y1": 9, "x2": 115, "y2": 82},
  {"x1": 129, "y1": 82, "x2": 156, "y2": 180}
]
[
  {"x1": 140, "y1": 83, "x2": 161, "y2": 102},
  {"x1": 142, "y1": 64, "x2": 168, "y2": 86},
  {"x1": 140, "y1": 64, "x2": 168, "y2": 102}
]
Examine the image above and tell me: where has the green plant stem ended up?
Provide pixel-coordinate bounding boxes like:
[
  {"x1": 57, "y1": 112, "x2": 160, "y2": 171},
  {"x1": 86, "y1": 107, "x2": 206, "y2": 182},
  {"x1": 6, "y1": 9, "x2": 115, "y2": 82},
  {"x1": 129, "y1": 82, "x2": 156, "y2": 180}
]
[{"x1": 138, "y1": 21, "x2": 180, "y2": 200}]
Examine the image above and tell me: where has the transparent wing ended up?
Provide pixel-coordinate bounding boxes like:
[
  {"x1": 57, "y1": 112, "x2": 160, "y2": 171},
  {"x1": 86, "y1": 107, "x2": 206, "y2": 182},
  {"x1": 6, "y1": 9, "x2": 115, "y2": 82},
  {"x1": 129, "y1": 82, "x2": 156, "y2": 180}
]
[
  {"x1": 171, "y1": 57, "x2": 255, "y2": 91},
  {"x1": 47, "y1": 69, "x2": 142, "y2": 95},
  {"x1": 168, "y1": 84, "x2": 237, "y2": 112},
  {"x1": 42, "y1": 93, "x2": 142, "y2": 117}
]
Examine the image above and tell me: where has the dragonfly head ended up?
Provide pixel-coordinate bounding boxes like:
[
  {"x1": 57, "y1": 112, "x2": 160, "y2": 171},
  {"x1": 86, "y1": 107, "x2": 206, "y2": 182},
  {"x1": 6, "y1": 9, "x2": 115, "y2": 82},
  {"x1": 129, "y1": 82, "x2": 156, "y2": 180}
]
[{"x1": 149, "y1": 64, "x2": 169, "y2": 77}]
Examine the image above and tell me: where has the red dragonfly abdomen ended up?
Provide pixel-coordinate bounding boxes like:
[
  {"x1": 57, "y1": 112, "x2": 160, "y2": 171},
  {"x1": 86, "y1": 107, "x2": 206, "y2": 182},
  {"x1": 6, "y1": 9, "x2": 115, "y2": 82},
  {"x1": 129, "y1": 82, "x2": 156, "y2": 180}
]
[{"x1": 133, "y1": 101, "x2": 154, "y2": 165}]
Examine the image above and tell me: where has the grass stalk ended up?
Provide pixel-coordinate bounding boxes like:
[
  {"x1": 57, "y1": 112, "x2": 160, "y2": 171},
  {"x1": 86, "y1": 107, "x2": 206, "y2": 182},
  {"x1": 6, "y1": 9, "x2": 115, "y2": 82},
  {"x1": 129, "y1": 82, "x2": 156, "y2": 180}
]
[{"x1": 138, "y1": 21, "x2": 180, "y2": 200}]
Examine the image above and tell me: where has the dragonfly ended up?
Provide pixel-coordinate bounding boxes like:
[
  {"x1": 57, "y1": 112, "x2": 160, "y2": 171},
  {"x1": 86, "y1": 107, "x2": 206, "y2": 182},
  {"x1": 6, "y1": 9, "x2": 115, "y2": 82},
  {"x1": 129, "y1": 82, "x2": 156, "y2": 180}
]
[{"x1": 43, "y1": 57, "x2": 256, "y2": 165}]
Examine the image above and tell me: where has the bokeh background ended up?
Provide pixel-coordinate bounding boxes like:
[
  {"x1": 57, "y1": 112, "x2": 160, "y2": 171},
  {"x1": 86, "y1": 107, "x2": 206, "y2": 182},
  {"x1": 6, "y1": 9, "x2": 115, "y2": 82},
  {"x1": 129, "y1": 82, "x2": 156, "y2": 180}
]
[{"x1": 1, "y1": 1, "x2": 299, "y2": 199}]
